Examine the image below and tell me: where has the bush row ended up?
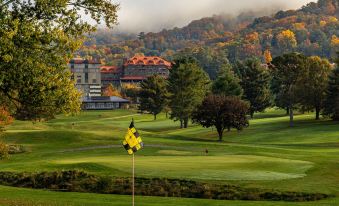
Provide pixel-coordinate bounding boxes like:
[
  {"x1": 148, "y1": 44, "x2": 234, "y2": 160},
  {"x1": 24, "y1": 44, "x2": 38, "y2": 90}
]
[{"x1": 0, "y1": 170, "x2": 332, "y2": 202}]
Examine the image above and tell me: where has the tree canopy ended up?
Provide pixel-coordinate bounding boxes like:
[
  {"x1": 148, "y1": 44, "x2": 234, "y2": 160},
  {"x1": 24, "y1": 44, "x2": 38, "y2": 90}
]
[{"x1": 0, "y1": 0, "x2": 119, "y2": 120}]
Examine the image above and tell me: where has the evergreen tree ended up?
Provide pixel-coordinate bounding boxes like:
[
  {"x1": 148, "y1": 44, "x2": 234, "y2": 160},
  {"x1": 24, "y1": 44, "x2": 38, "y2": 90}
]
[
  {"x1": 237, "y1": 58, "x2": 272, "y2": 118},
  {"x1": 139, "y1": 75, "x2": 168, "y2": 120},
  {"x1": 168, "y1": 57, "x2": 210, "y2": 128},
  {"x1": 323, "y1": 55, "x2": 339, "y2": 120},
  {"x1": 271, "y1": 53, "x2": 308, "y2": 127},
  {"x1": 212, "y1": 64, "x2": 243, "y2": 97}
]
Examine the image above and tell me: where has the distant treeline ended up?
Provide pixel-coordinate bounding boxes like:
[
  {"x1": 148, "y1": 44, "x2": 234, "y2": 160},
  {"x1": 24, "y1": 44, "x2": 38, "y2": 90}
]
[
  {"x1": 0, "y1": 170, "x2": 333, "y2": 202},
  {"x1": 78, "y1": 0, "x2": 339, "y2": 68}
]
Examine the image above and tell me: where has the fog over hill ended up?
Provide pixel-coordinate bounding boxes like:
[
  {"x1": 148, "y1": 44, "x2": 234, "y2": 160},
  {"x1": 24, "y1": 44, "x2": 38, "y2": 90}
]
[{"x1": 112, "y1": 0, "x2": 315, "y2": 33}]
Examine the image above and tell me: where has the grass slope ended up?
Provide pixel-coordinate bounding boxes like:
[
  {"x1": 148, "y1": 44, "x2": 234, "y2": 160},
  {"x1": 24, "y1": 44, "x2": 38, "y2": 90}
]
[{"x1": 0, "y1": 109, "x2": 338, "y2": 205}]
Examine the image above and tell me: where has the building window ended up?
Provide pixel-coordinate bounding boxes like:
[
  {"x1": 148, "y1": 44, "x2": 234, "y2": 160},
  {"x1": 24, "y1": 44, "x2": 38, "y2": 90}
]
[
  {"x1": 92, "y1": 79, "x2": 97, "y2": 83},
  {"x1": 85, "y1": 73, "x2": 88, "y2": 83},
  {"x1": 77, "y1": 75, "x2": 81, "y2": 84}
]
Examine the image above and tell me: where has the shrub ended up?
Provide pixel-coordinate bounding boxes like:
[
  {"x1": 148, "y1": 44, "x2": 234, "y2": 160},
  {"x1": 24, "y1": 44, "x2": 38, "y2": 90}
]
[{"x1": 0, "y1": 141, "x2": 9, "y2": 159}]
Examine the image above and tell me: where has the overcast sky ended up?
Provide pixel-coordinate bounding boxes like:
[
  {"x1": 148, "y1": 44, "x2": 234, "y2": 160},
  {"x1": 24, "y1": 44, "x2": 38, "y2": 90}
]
[{"x1": 110, "y1": 0, "x2": 316, "y2": 33}]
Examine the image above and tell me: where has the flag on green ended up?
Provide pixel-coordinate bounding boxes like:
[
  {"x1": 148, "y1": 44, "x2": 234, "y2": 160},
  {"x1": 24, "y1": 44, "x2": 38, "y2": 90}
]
[{"x1": 123, "y1": 120, "x2": 144, "y2": 155}]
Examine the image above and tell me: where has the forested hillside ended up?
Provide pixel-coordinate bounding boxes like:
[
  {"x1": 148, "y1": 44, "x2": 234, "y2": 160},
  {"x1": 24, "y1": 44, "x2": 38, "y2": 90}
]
[{"x1": 78, "y1": 0, "x2": 339, "y2": 68}]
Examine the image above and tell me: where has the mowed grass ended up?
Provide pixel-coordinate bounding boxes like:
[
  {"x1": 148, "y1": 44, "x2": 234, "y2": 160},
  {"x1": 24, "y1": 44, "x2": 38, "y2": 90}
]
[{"x1": 0, "y1": 109, "x2": 338, "y2": 205}]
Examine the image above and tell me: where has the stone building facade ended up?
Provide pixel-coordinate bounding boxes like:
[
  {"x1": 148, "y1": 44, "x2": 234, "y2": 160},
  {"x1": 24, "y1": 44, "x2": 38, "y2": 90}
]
[{"x1": 69, "y1": 58, "x2": 102, "y2": 97}]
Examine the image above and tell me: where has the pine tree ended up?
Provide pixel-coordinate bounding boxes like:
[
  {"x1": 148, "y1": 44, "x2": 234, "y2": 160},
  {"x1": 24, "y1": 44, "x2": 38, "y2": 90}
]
[
  {"x1": 212, "y1": 64, "x2": 243, "y2": 97},
  {"x1": 323, "y1": 57, "x2": 339, "y2": 120},
  {"x1": 168, "y1": 57, "x2": 210, "y2": 128},
  {"x1": 139, "y1": 75, "x2": 168, "y2": 120},
  {"x1": 237, "y1": 58, "x2": 272, "y2": 118}
]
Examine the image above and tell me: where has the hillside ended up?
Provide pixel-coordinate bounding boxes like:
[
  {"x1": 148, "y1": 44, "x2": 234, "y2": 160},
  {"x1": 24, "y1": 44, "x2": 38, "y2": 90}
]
[{"x1": 78, "y1": 0, "x2": 339, "y2": 66}]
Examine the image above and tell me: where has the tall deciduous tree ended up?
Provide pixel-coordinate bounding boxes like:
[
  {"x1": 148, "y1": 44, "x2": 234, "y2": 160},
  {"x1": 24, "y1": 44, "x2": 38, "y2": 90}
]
[
  {"x1": 192, "y1": 95, "x2": 249, "y2": 141},
  {"x1": 168, "y1": 57, "x2": 210, "y2": 128},
  {"x1": 212, "y1": 64, "x2": 243, "y2": 97},
  {"x1": 0, "y1": 0, "x2": 119, "y2": 120},
  {"x1": 271, "y1": 53, "x2": 308, "y2": 127},
  {"x1": 139, "y1": 75, "x2": 168, "y2": 120},
  {"x1": 236, "y1": 58, "x2": 272, "y2": 118},
  {"x1": 299, "y1": 56, "x2": 333, "y2": 120}
]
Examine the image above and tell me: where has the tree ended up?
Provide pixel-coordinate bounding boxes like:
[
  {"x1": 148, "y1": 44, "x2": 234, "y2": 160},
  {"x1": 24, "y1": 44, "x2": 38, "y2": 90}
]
[
  {"x1": 0, "y1": 0, "x2": 119, "y2": 120},
  {"x1": 271, "y1": 53, "x2": 308, "y2": 127},
  {"x1": 0, "y1": 107, "x2": 13, "y2": 159},
  {"x1": 299, "y1": 56, "x2": 333, "y2": 120},
  {"x1": 323, "y1": 55, "x2": 339, "y2": 121},
  {"x1": 168, "y1": 58, "x2": 210, "y2": 128},
  {"x1": 139, "y1": 75, "x2": 168, "y2": 120},
  {"x1": 276, "y1": 30, "x2": 297, "y2": 53},
  {"x1": 236, "y1": 58, "x2": 272, "y2": 118},
  {"x1": 192, "y1": 95, "x2": 249, "y2": 141},
  {"x1": 103, "y1": 84, "x2": 122, "y2": 97},
  {"x1": 212, "y1": 64, "x2": 243, "y2": 97},
  {"x1": 264, "y1": 49, "x2": 273, "y2": 64}
]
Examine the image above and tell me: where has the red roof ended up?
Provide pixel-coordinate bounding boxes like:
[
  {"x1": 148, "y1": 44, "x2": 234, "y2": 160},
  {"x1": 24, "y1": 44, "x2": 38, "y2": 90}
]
[
  {"x1": 101, "y1": 66, "x2": 120, "y2": 73},
  {"x1": 124, "y1": 56, "x2": 171, "y2": 67}
]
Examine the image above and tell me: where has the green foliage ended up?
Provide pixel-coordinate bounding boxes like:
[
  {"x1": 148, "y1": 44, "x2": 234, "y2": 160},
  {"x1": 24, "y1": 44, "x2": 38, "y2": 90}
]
[
  {"x1": 271, "y1": 53, "x2": 308, "y2": 127},
  {"x1": 192, "y1": 95, "x2": 249, "y2": 141},
  {"x1": 299, "y1": 56, "x2": 333, "y2": 120},
  {"x1": 168, "y1": 58, "x2": 210, "y2": 128},
  {"x1": 236, "y1": 58, "x2": 272, "y2": 117},
  {"x1": 0, "y1": 171, "x2": 330, "y2": 202},
  {"x1": 0, "y1": 0, "x2": 119, "y2": 120},
  {"x1": 323, "y1": 59, "x2": 339, "y2": 120},
  {"x1": 212, "y1": 64, "x2": 243, "y2": 97},
  {"x1": 0, "y1": 141, "x2": 9, "y2": 160},
  {"x1": 139, "y1": 75, "x2": 168, "y2": 120}
]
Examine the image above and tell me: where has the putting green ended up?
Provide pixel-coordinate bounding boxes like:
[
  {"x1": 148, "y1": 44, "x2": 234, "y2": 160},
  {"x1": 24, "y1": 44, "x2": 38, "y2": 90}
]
[{"x1": 53, "y1": 155, "x2": 313, "y2": 181}]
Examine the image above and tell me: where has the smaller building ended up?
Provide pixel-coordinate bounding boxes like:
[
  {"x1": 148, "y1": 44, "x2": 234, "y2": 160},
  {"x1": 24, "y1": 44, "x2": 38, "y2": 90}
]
[{"x1": 82, "y1": 96, "x2": 129, "y2": 110}]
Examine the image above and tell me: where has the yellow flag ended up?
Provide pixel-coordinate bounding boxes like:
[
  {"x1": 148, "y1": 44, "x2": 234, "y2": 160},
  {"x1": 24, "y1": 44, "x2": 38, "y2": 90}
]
[{"x1": 123, "y1": 121, "x2": 143, "y2": 154}]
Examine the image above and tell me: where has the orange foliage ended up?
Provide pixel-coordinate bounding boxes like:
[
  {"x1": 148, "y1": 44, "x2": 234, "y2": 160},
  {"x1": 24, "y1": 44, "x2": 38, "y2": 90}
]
[
  {"x1": 263, "y1": 49, "x2": 273, "y2": 64},
  {"x1": 331, "y1": 35, "x2": 339, "y2": 46},
  {"x1": 0, "y1": 107, "x2": 13, "y2": 129},
  {"x1": 277, "y1": 30, "x2": 297, "y2": 48},
  {"x1": 102, "y1": 84, "x2": 122, "y2": 97},
  {"x1": 293, "y1": 23, "x2": 306, "y2": 30},
  {"x1": 245, "y1": 32, "x2": 259, "y2": 43}
]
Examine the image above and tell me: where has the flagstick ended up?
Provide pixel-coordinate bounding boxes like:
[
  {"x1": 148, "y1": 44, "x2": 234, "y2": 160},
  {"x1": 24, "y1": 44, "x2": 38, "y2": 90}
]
[{"x1": 132, "y1": 153, "x2": 135, "y2": 206}]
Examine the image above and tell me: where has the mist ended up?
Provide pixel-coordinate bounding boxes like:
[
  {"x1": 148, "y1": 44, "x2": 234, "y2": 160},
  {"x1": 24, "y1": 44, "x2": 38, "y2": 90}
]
[{"x1": 111, "y1": 0, "x2": 316, "y2": 33}]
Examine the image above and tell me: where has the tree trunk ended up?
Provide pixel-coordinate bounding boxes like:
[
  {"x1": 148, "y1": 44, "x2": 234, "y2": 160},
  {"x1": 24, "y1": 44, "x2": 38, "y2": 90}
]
[
  {"x1": 227, "y1": 126, "x2": 231, "y2": 132},
  {"x1": 289, "y1": 106, "x2": 294, "y2": 127},
  {"x1": 184, "y1": 118, "x2": 188, "y2": 128},
  {"x1": 217, "y1": 127, "x2": 223, "y2": 142},
  {"x1": 165, "y1": 112, "x2": 168, "y2": 119},
  {"x1": 154, "y1": 114, "x2": 157, "y2": 120},
  {"x1": 315, "y1": 106, "x2": 320, "y2": 120},
  {"x1": 180, "y1": 119, "x2": 183, "y2": 129},
  {"x1": 286, "y1": 107, "x2": 290, "y2": 115},
  {"x1": 250, "y1": 111, "x2": 254, "y2": 119}
]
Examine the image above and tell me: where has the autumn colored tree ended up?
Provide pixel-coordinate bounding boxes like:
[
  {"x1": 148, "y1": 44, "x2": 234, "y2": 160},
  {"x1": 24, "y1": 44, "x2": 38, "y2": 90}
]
[
  {"x1": 103, "y1": 84, "x2": 122, "y2": 97},
  {"x1": 139, "y1": 75, "x2": 168, "y2": 120},
  {"x1": 264, "y1": 49, "x2": 273, "y2": 64},
  {"x1": 0, "y1": 0, "x2": 119, "y2": 120},
  {"x1": 192, "y1": 95, "x2": 249, "y2": 141},
  {"x1": 0, "y1": 107, "x2": 13, "y2": 159},
  {"x1": 276, "y1": 30, "x2": 297, "y2": 53}
]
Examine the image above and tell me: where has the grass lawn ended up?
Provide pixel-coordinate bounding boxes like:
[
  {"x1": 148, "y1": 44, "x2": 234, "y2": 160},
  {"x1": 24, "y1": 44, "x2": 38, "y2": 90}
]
[{"x1": 0, "y1": 109, "x2": 338, "y2": 205}]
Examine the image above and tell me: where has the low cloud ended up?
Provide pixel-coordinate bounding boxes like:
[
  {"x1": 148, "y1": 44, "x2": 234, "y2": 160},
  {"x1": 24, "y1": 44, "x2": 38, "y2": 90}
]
[{"x1": 111, "y1": 0, "x2": 315, "y2": 33}]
